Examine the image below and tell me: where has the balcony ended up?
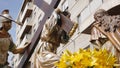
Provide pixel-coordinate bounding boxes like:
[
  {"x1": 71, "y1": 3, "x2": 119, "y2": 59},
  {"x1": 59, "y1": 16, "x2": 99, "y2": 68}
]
[
  {"x1": 18, "y1": 18, "x2": 32, "y2": 39},
  {"x1": 20, "y1": 2, "x2": 33, "y2": 24},
  {"x1": 19, "y1": 34, "x2": 32, "y2": 47}
]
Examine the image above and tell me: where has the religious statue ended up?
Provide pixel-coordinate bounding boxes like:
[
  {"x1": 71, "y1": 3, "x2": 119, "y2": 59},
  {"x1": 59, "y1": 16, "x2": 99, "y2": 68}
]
[
  {"x1": 0, "y1": 9, "x2": 29, "y2": 68},
  {"x1": 90, "y1": 9, "x2": 120, "y2": 64},
  {"x1": 31, "y1": 8, "x2": 78, "y2": 68}
]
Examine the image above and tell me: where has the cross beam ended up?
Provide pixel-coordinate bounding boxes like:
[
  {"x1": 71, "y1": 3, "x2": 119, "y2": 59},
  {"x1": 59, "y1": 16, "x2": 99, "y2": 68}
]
[{"x1": 17, "y1": 0, "x2": 60, "y2": 68}]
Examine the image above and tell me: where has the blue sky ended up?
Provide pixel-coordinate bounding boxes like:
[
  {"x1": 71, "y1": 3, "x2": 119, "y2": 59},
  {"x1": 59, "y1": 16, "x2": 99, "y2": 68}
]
[
  {"x1": 0, "y1": 0, "x2": 23, "y2": 42},
  {"x1": 0, "y1": 0, "x2": 23, "y2": 66}
]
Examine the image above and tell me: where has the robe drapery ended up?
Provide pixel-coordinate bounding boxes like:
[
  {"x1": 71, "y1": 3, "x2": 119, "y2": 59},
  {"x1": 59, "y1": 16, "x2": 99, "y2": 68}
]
[{"x1": 32, "y1": 10, "x2": 77, "y2": 68}]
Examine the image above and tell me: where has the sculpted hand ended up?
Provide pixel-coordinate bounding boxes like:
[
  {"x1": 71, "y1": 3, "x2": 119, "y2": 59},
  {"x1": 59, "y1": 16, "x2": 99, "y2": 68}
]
[{"x1": 13, "y1": 42, "x2": 31, "y2": 54}]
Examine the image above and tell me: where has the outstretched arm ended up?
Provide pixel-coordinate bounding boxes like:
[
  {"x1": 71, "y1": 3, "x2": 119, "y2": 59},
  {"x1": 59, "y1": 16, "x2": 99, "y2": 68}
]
[
  {"x1": 12, "y1": 43, "x2": 30, "y2": 54},
  {"x1": 93, "y1": 23, "x2": 107, "y2": 36}
]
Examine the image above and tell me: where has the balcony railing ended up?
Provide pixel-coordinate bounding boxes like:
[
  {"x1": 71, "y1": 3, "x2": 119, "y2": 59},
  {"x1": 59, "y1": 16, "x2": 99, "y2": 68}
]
[
  {"x1": 18, "y1": 17, "x2": 32, "y2": 39},
  {"x1": 20, "y1": 2, "x2": 33, "y2": 24},
  {"x1": 19, "y1": 34, "x2": 32, "y2": 47}
]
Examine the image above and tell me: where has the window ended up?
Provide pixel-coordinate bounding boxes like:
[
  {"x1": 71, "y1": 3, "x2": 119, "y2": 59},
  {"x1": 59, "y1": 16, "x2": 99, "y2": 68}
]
[
  {"x1": 62, "y1": 0, "x2": 69, "y2": 11},
  {"x1": 77, "y1": 14, "x2": 81, "y2": 31},
  {"x1": 77, "y1": 14, "x2": 81, "y2": 24},
  {"x1": 38, "y1": 13, "x2": 41, "y2": 22}
]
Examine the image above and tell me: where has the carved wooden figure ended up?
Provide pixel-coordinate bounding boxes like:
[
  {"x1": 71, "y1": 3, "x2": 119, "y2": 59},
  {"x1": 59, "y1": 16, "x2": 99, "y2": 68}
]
[{"x1": 91, "y1": 9, "x2": 120, "y2": 64}]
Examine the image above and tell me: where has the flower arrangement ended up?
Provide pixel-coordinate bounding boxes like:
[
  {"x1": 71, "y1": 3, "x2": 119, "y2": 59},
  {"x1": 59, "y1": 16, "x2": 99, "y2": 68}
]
[{"x1": 55, "y1": 49, "x2": 118, "y2": 68}]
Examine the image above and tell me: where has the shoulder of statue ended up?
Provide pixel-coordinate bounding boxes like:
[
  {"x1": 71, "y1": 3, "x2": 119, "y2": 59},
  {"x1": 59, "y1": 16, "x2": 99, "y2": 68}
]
[
  {"x1": 93, "y1": 21, "x2": 99, "y2": 26},
  {"x1": 0, "y1": 31, "x2": 4, "y2": 38},
  {"x1": 0, "y1": 31, "x2": 11, "y2": 38}
]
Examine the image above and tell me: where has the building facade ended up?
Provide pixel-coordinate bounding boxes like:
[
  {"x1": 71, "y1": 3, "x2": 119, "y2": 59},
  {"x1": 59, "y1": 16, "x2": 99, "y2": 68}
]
[{"x1": 12, "y1": 0, "x2": 120, "y2": 68}]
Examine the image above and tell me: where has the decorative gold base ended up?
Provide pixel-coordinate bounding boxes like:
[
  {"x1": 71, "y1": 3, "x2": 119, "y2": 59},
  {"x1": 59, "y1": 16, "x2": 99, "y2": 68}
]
[{"x1": 69, "y1": 22, "x2": 78, "y2": 37}]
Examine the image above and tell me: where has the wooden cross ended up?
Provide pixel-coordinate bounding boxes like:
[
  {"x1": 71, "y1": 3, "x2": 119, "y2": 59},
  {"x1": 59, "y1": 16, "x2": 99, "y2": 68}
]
[{"x1": 17, "y1": 0, "x2": 60, "y2": 68}]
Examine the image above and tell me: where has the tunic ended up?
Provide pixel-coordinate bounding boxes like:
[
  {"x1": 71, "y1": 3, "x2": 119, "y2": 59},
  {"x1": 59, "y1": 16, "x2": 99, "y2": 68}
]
[{"x1": 0, "y1": 32, "x2": 16, "y2": 68}]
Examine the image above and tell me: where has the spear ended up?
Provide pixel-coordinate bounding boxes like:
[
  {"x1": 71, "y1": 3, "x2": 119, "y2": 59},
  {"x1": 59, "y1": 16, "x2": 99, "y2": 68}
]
[{"x1": 0, "y1": 14, "x2": 23, "y2": 26}]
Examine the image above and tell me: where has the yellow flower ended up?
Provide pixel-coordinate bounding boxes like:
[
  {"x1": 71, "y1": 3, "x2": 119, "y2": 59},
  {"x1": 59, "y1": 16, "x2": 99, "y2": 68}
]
[
  {"x1": 55, "y1": 50, "x2": 72, "y2": 68},
  {"x1": 55, "y1": 49, "x2": 117, "y2": 68}
]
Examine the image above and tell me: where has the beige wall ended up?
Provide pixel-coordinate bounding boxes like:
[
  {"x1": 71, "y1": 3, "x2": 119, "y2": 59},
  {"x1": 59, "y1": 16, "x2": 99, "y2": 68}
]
[{"x1": 57, "y1": 0, "x2": 120, "y2": 54}]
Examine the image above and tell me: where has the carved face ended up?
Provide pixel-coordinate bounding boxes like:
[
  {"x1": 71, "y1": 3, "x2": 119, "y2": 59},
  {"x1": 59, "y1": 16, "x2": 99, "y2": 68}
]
[
  {"x1": 2, "y1": 20, "x2": 12, "y2": 31},
  {"x1": 94, "y1": 9, "x2": 107, "y2": 22},
  {"x1": 94, "y1": 13, "x2": 104, "y2": 22}
]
